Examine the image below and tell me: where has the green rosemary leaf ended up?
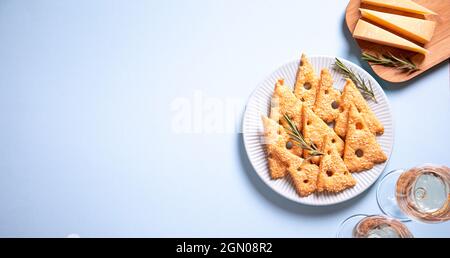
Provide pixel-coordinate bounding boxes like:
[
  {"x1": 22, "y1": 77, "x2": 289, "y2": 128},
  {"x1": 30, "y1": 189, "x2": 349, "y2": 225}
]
[
  {"x1": 362, "y1": 52, "x2": 419, "y2": 73},
  {"x1": 283, "y1": 114, "x2": 323, "y2": 157},
  {"x1": 333, "y1": 58, "x2": 377, "y2": 103}
]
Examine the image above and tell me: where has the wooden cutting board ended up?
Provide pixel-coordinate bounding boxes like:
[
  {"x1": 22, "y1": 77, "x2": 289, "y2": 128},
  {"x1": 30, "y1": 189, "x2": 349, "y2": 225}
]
[{"x1": 345, "y1": 0, "x2": 450, "y2": 83}]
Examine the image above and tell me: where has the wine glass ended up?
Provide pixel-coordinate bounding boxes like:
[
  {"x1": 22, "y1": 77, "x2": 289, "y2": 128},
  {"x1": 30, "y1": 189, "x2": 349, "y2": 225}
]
[
  {"x1": 376, "y1": 164, "x2": 450, "y2": 223},
  {"x1": 336, "y1": 214, "x2": 413, "y2": 238}
]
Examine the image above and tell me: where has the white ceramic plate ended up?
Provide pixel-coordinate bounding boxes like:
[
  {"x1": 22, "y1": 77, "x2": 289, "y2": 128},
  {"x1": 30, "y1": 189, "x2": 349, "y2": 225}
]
[{"x1": 242, "y1": 56, "x2": 394, "y2": 206}]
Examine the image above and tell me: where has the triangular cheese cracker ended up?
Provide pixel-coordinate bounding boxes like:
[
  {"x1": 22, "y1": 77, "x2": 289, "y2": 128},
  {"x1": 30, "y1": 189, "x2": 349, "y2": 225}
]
[
  {"x1": 270, "y1": 79, "x2": 303, "y2": 132},
  {"x1": 294, "y1": 54, "x2": 319, "y2": 109},
  {"x1": 270, "y1": 145, "x2": 319, "y2": 197},
  {"x1": 334, "y1": 99, "x2": 349, "y2": 138},
  {"x1": 302, "y1": 105, "x2": 344, "y2": 160},
  {"x1": 334, "y1": 79, "x2": 384, "y2": 138},
  {"x1": 317, "y1": 136, "x2": 356, "y2": 193},
  {"x1": 313, "y1": 69, "x2": 341, "y2": 123},
  {"x1": 261, "y1": 115, "x2": 302, "y2": 179},
  {"x1": 343, "y1": 104, "x2": 387, "y2": 173},
  {"x1": 288, "y1": 159, "x2": 319, "y2": 197}
]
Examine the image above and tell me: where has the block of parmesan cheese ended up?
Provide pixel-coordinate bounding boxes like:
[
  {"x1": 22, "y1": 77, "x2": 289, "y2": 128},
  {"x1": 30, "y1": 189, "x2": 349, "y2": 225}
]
[
  {"x1": 353, "y1": 19, "x2": 428, "y2": 55},
  {"x1": 360, "y1": 8, "x2": 436, "y2": 44},
  {"x1": 361, "y1": 0, "x2": 437, "y2": 15}
]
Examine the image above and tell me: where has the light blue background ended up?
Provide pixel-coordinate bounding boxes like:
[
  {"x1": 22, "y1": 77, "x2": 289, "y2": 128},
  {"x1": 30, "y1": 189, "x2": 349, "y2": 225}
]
[{"x1": 0, "y1": 0, "x2": 448, "y2": 237}]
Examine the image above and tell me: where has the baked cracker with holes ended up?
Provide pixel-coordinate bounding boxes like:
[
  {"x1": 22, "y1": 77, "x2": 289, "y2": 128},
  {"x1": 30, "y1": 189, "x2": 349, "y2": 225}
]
[
  {"x1": 317, "y1": 135, "x2": 356, "y2": 193},
  {"x1": 294, "y1": 54, "x2": 319, "y2": 109},
  {"x1": 334, "y1": 79, "x2": 384, "y2": 138},
  {"x1": 302, "y1": 105, "x2": 344, "y2": 162},
  {"x1": 270, "y1": 145, "x2": 319, "y2": 197},
  {"x1": 270, "y1": 79, "x2": 304, "y2": 132},
  {"x1": 343, "y1": 104, "x2": 387, "y2": 173},
  {"x1": 261, "y1": 115, "x2": 302, "y2": 179},
  {"x1": 313, "y1": 68, "x2": 341, "y2": 123}
]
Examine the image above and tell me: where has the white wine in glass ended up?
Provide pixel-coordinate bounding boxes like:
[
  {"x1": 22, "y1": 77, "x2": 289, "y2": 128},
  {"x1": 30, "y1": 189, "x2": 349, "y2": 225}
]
[
  {"x1": 337, "y1": 214, "x2": 413, "y2": 238},
  {"x1": 377, "y1": 164, "x2": 450, "y2": 223}
]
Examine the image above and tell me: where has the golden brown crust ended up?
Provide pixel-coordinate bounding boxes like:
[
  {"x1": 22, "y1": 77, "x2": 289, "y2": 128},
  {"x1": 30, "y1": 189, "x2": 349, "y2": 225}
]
[
  {"x1": 343, "y1": 104, "x2": 387, "y2": 173},
  {"x1": 313, "y1": 69, "x2": 341, "y2": 123},
  {"x1": 261, "y1": 116, "x2": 318, "y2": 196},
  {"x1": 334, "y1": 79, "x2": 384, "y2": 138},
  {"x1": 262, "y1": 115, "x2": 302, "y2": 179},
  {"x1": 267, "y1": 153, "x2": 286, "y2": 179},
  {"x1": 270, "y1": 147, "x2": 318, "y2": 197},
  {"x1": 302, "y1": 105, "x2": 344, "y2": 161},
  {"x1": 287, "y1": 161, "x2": 319, "y2": 197},
  {"x1": 262, "y1": 54, "x2": 387, "y2": 198},
  {"x1": 294, "y1": 54, "x2": 319, "y2": 109},
  {"x1": 334, "y1": 98, "x2": 349, "y2": 138},
  {"x1": 270, "y1": 79, "x2": 303, "y2": 132},
  {"x1": 317, "y1": 136, "x2": 356, "y2": 193}
]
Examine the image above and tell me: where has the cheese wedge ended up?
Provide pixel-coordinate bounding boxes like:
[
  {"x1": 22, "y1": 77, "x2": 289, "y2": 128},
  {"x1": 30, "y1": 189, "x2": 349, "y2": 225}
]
[
  {"x1": 360, "y1": 9, "x2": 436, "y2": 44},
  {"x1": 361, "y1": 0, "x2": 436, "y2": 15},
  {"x1": 353, "y1": 19, "x2": 428, "y2": 55}
]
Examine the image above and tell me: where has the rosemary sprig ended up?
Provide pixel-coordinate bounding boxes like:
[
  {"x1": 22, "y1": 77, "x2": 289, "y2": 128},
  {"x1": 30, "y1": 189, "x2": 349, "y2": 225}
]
[
  {"x1": 362, "y1": 52, "x2": 419, "y2": 73},
  {"x1": 333, "y1": 58, "x2": 377, "y2": 103},
  {"x1": 283, "y1": 114, "x2": 323, "y2": 157}
]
